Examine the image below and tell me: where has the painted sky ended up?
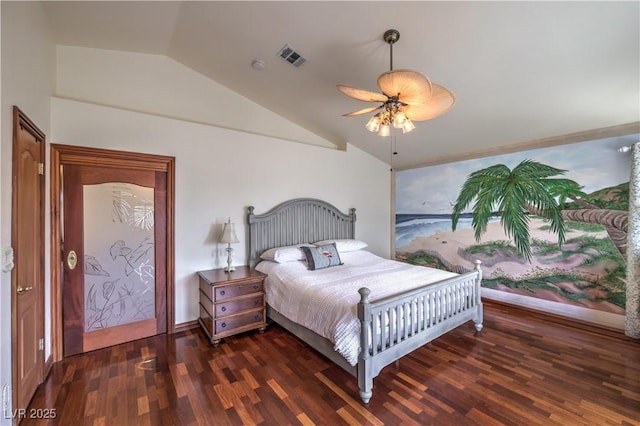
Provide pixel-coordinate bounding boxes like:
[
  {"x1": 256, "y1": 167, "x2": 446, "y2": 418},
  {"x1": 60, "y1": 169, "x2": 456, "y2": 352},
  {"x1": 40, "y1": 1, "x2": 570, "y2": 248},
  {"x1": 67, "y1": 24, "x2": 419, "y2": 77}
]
[{"x1": 396, "y1": 134, "x2": 637, "y2": 214}]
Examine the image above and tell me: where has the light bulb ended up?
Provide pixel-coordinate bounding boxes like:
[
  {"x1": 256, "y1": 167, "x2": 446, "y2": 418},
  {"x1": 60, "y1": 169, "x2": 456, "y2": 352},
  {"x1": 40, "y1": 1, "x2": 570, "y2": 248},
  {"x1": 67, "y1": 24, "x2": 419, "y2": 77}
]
[
  {"x1": 401, "y1": 119, "x2": 416, "y2": 134},
  {"x1": 366, "y1": 115, "x2": 381, "y2": 133},
  {"x1": 393, "y1": 112, "x2": 406, "y2": 128},
  {"x1": 378, "y1": 123, "x2": 391, "y2": 137}
]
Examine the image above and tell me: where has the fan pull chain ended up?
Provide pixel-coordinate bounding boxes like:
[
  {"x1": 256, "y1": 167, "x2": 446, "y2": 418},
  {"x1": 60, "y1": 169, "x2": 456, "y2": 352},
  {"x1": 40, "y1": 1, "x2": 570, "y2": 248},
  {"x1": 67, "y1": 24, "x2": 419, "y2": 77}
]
[{"x1": 390, "y1": 130, "x2": 398, "y2": 171}]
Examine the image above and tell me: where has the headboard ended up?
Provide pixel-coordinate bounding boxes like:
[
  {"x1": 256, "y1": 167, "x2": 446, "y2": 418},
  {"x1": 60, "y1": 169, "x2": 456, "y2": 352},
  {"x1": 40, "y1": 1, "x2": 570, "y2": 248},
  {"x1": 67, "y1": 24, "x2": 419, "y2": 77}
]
[{"x1": 247, "y1": 198, "x2": 356, "y2": 267}]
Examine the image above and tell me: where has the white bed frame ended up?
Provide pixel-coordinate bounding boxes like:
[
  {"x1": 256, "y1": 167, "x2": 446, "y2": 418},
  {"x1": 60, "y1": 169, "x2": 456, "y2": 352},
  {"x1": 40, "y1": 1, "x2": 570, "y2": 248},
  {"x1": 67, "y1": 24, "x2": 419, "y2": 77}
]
[{"x1": 248, "y1": 198, "x2": 483, "y2": 403}]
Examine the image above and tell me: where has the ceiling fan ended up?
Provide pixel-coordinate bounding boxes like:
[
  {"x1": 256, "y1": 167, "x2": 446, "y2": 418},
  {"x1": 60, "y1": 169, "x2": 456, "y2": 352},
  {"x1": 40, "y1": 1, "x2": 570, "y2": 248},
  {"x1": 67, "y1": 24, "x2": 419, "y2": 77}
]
[{"x1": 337, "y1": 29, "x2": 455, "y2": 137}]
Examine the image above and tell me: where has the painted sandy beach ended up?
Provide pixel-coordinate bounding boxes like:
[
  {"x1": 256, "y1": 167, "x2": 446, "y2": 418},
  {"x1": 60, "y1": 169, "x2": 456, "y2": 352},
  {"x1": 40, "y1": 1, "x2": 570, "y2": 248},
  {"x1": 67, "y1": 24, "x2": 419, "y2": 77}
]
[{"x1": 396, "y1": 218, "x2": 625, "y2": 314}]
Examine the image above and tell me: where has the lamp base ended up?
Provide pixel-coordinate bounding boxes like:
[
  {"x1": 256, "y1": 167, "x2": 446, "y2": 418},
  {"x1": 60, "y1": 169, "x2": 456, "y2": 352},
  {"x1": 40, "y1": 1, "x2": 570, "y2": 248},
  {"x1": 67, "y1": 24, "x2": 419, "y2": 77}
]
[{"x1": 225, "y1": 246, "x2": 235, "y2": 272}]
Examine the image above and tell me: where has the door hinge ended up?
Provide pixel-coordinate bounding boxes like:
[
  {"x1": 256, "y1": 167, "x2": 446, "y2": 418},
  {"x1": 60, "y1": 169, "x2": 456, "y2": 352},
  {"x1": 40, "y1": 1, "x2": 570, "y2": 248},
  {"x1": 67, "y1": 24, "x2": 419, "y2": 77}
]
[
  {"x1": 38, "y1": 163, "x2": 44, "y2": 175},
  {"x1": 38, "y1": 338, "x2": 44, "y2": 351}
]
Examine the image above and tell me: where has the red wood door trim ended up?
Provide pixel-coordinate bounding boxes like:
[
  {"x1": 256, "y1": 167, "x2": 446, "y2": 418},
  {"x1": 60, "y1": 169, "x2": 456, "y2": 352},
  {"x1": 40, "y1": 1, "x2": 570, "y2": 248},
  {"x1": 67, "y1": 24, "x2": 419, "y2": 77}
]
[{"x1": 51, "y1": 144, "x2": 175, "y2": 361}]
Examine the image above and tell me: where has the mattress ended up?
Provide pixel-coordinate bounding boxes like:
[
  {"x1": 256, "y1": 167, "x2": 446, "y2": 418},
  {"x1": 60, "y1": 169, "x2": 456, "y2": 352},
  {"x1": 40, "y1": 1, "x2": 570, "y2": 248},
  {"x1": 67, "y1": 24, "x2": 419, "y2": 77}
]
[{"x1": 255, "y1": 250, "x2": 457, "y2": 365}]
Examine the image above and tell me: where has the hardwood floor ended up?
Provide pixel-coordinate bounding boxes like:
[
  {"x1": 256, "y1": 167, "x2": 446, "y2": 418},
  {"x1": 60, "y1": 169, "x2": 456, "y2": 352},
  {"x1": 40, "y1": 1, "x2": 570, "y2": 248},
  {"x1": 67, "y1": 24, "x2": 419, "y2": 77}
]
[{"x1": 23, "y1": 303, "x2": 640, "y2": 425}]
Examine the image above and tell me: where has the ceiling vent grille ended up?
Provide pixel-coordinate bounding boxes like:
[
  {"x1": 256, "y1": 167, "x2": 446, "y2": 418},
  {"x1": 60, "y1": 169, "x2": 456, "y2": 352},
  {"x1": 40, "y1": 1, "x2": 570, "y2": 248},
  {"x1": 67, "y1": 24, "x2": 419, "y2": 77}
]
[{"x1": 277, "y1": 44, "x2": 307, "y2": 68}]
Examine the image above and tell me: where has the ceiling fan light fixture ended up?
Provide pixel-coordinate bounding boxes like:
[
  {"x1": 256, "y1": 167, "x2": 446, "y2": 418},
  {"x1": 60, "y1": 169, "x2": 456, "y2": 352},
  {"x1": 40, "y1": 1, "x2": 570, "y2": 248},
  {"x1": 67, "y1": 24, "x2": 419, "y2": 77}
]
[
  {"x1": 401, "y1": 118, "x2": 416, "y2": 134},
  {"x1": 392, "y1": 111, "x2": 407, "y2": 128},
  {"x1": 338, "y1": 29, "x2": 455, "y2": 138},
  {"x1": 378, "y1": 122, "x2": 391, "y2": 137},
  {"x1": 366, "y1": 114, "x2": 382, "y2": 133}
]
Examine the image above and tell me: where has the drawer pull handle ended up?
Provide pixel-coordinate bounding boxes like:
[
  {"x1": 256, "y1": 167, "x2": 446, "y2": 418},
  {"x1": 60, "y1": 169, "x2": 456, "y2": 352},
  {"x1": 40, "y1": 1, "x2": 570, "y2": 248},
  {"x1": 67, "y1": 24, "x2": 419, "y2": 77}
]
[
  {"x1": 255, "y1": 300, "x2": 260, "y2": 305},
  {"x1": 254, "y1": 284, "x2": 259, "y2": 290},
  {"x1": 221, "y1": 322, "x2": 226, "y2": 328},
  {"x1": 221, "y1": 306, "x2": 226, "y2": 312},
  {"x1": 220, "y1": 290, "x2": 225, "y2": 296},
  {"x1": 255, "y1": 314, "x2": 260, "y2": 320}
]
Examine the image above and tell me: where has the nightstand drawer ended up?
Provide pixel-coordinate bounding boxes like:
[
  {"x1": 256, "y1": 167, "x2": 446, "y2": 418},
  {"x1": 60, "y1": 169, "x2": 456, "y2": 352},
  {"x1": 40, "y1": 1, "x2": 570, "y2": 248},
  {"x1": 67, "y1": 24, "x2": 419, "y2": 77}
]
[
  {"x1": 214, "y1": 309, "x2": 264, "y2": 335},
  {"x1": 215, "y1": 294, "x2": 264, "y2": 317},
  {"x1": 214, "y1": 281, "x2": 263, "y2": 302}
]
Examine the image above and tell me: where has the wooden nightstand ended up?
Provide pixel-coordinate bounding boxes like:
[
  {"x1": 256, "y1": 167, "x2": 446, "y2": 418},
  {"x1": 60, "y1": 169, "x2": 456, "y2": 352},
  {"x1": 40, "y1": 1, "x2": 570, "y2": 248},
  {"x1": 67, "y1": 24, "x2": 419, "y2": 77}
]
[{"x1": 197, "y1": 266, "x2": 266, "y2": 346}]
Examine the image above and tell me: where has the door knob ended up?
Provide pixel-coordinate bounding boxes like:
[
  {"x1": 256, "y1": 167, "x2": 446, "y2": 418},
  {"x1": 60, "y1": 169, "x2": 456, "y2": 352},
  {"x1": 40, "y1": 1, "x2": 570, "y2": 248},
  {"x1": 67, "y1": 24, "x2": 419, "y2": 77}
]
[
  {"x1": 67, "y1": 250, "x2": 78, "y2": 270},
  {"x1": 16, "y1": 285, "x2": 32, "y2": 294}
]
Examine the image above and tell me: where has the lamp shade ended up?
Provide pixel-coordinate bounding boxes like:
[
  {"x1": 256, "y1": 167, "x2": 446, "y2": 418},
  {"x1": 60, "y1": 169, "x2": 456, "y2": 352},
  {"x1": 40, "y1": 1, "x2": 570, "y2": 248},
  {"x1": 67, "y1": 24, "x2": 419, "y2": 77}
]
[{"x1": 220, "y1": 222, "x2": 239, "y2": 244}]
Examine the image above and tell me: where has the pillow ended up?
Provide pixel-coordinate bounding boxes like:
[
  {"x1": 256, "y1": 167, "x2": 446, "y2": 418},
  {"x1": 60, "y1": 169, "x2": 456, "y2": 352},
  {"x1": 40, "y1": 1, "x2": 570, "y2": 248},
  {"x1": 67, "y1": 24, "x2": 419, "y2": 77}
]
[
  {"x1": 260, "y1": 244, "x2": 312, "y2": 263},
  {"x1": 314, "y1": 239, "x2": 368, "y2": 253},
  {"x1": 301, "y1": 243, "x2": 342, "y2": 271}
]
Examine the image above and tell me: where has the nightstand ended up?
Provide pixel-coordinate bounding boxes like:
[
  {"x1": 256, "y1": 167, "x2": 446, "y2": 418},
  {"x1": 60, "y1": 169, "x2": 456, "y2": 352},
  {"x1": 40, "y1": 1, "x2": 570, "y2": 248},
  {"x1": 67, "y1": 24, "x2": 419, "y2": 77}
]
[{"x1": 197, "y1": 266, "x2": 266, "y2": 346}]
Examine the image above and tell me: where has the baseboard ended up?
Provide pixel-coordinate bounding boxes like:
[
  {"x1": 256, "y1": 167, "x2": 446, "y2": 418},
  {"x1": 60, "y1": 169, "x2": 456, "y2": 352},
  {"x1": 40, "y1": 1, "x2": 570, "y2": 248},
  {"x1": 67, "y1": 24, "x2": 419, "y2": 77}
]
[
  {"x1": 174, "y1": 319, "x2": 199, "y2": 333},
  {"x1": 483, "y1": 299, "x2": 635, "y2": 342},
  {"x1": 481, "y1": 287, "x2": 624, "y2": 329}
]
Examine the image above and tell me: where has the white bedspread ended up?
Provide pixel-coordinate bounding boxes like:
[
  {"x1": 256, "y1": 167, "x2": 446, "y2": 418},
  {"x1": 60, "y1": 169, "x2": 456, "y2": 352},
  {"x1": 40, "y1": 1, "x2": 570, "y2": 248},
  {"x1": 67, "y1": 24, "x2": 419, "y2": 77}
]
[{"x1": 255, "y1": 250, "x2": 457, "y2": 366}]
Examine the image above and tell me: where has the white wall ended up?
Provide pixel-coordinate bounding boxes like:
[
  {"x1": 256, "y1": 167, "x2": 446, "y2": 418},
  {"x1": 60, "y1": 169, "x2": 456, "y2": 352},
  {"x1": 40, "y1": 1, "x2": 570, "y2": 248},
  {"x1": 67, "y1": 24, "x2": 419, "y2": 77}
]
[
  {"x1": 51, "y1": 98, "x2": 391, "y2": 325},
  {"x1": 1, "y1": 2, "x2": 54, "y2": 423},
  {"x1": 56, "y1": 45, "x2": 335, "y2": 150}
]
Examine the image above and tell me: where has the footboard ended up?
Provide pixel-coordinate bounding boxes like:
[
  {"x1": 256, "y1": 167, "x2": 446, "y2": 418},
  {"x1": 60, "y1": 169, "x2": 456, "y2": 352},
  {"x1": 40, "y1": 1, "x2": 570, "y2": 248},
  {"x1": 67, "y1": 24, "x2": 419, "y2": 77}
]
[{"x1": 356, "y1": 260, "x2": 483, "y2": 403}]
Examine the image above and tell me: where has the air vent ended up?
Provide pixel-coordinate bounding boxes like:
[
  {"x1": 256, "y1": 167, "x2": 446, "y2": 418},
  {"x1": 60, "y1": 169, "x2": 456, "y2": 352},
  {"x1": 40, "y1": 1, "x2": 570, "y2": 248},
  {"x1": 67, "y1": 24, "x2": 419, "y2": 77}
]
[{"x1": 277, "y1": 44, "x2": 307, "y2": 68}]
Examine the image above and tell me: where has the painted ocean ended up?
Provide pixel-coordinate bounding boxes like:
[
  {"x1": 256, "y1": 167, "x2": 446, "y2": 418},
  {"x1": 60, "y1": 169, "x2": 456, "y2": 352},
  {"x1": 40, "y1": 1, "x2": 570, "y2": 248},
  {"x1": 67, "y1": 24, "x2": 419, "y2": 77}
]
[{"x1": 395, "y1": 213, "x2": 498, "y2": 247}]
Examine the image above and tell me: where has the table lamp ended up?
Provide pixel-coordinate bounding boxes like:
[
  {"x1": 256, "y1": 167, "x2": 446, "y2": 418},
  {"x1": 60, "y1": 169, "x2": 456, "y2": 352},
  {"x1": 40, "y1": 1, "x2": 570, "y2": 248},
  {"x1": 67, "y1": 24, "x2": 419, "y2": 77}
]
[{"x1": 220, "y1": 218, "x2": 239, "y2": 272}]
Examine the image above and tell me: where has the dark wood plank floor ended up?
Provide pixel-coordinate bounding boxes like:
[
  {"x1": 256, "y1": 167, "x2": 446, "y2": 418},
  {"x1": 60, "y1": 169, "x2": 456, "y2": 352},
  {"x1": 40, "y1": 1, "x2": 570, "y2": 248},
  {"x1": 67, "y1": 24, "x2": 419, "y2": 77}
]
[{"x1": 23, "y1": 303, "x2": 640, "y2": 425}]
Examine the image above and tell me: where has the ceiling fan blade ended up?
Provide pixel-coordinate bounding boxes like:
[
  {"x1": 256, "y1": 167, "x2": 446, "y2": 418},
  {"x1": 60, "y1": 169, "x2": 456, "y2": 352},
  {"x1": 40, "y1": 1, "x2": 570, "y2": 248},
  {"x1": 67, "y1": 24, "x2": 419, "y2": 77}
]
[
  {"x1": 377, "y1": 69, "x2": 432, "y2": 105},
  {"x1": 400, "y1": 84, "x2": 456, "y2": 121},
  {"x1": 337, "y1": 85, "x2": 388, "y2": 103},
  {"x1": 343, "y1": 105, "x2": 383, "y2": 117}
]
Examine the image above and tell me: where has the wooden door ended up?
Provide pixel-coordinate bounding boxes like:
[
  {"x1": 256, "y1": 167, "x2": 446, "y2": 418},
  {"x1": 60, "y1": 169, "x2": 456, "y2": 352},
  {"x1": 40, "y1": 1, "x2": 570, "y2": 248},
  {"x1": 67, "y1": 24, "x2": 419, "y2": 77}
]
[
  {"x1": 12, "y1": 107, "x2": 45, "y2": 412},
  {"x1": 62, "y1": 164, "x2": 167, "y2": 356}
]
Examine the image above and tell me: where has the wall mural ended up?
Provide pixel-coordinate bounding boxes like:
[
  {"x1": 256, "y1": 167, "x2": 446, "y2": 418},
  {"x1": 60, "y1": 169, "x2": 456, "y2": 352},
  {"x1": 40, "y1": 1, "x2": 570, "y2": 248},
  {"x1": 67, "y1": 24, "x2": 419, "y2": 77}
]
[{"x1": 395, "y1": 134, "x2": 636, "y2": 323}]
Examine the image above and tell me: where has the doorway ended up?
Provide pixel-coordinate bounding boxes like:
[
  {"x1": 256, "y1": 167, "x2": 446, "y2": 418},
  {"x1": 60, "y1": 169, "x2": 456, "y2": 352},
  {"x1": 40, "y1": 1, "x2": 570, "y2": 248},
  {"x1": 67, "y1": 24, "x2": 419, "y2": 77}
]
[
  {"x1": 50, "y1": 144, "x2": 175, "y2": 359},
  {"x1": 11, "y1": 107, "x2": 45, "y2": 412}
]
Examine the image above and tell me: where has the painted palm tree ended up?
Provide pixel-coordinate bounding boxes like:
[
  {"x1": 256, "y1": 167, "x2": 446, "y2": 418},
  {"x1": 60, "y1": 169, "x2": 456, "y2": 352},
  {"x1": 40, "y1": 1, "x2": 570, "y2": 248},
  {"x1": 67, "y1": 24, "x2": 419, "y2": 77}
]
[{"x1": 452, "y1": 159, "x2": 628, "y2": 261}]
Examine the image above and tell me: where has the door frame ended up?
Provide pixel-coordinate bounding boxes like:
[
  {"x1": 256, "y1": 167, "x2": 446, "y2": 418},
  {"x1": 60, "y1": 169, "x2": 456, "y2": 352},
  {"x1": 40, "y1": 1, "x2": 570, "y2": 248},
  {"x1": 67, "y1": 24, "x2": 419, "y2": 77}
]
[
  {"x1": 11, "y1": 106, "x2": 45, "y2": 411},
  {"x1": 50, "y1": 144, "x2": 175, "y2": 361}
]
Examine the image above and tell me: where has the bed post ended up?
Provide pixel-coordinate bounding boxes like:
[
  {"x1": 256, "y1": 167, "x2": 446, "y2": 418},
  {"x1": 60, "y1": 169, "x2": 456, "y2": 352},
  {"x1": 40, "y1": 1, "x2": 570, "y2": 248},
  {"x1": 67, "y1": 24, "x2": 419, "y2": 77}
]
[
  {"x1": 357, "y1": 287, "x2": 373, "y2": 404},
  {"x1": 247, "y1": 206, "x2": 257, "y2": 267},
  {"x1": 473, "y1": 260, "x2": 484, "y2": 335},
  {"x1": 349, "y1": 208, "x2": 356, "y2": 238}
]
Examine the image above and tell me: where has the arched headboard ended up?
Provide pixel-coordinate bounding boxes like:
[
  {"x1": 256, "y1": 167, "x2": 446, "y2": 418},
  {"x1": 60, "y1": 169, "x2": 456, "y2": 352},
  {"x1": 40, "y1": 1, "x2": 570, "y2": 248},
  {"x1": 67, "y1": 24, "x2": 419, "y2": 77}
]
[{"x1": 247, "y1": 198, "x2": 356, "y2": 267}]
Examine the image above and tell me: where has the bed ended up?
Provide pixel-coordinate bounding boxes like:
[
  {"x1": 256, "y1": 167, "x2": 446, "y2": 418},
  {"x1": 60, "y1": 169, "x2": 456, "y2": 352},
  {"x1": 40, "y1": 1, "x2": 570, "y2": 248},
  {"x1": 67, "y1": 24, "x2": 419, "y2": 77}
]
[{"x1": 247, "y1": 198, "x2": 483, "y2": 403}]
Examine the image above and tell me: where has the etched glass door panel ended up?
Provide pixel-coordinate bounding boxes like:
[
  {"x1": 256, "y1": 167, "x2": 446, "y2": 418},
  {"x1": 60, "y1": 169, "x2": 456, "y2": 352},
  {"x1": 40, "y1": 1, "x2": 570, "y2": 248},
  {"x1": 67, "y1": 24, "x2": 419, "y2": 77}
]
[
  {"x1": 83, "y1": 183, "x2": 155, "y2": 331},
  {"x1": 63, "y1": 163, "x2": 167, "y2": 356}
]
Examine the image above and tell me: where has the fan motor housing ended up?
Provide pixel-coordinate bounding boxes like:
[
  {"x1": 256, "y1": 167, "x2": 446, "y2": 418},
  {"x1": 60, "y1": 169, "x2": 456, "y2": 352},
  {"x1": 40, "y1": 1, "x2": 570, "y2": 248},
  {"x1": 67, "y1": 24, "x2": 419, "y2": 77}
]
[{"x1": 383, "y1": 29, "x2": 400, "y2": 44}]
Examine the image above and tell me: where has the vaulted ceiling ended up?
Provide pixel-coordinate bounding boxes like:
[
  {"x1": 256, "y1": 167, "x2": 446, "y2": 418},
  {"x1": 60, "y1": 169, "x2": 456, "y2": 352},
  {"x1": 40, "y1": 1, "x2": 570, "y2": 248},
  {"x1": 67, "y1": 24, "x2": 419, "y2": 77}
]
[{"x1": 41, "y1": 1, "x2": 640, "y2": 169}]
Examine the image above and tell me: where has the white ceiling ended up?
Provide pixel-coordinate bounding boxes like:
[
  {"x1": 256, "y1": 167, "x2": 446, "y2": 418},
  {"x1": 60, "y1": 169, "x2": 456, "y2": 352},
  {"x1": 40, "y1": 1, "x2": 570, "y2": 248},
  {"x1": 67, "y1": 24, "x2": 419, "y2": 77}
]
[{"x1": 41, "y1": 1, "x2": 640, "y2": 169}]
